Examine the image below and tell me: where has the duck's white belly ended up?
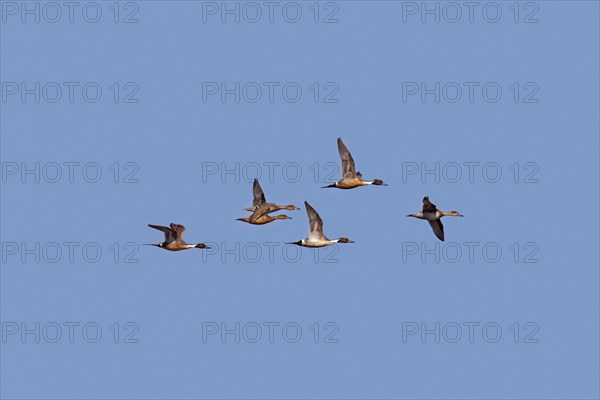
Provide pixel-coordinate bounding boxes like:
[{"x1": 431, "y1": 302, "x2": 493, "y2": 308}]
[{"x1": 303, "y1": 239, "x2": 331, "y2": 247}]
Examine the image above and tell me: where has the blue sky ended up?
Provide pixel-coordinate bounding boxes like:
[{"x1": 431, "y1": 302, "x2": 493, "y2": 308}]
[{"x1": 1, "y1": 1, "x2": 599, "y2": 399}]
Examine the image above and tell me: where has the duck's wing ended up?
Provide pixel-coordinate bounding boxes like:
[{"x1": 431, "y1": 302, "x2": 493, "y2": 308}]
[
  {"x1": 422, "y1": 196, "x2": 438, "y2": 212},
  {"x1": 249, "y1": 203, "x2": 272, "y2": 222},
  {"x1": 337, "y1": 138, "x2": 357, "y2": 180},
  {"x1": 148, "y1": 224, "x2": 176, "y2": 243},
  {"x1": 305, "y1": 201, "x2": 327, "y2": 241},
  {"x1": 428, "y1": 219, "x2": 444, "y2": 241},
  {"x1": 169, "y1": 223, "x2": 186, "y2": 241},
  {"x1": 252, "y1": 178, "x2": 267, "y2": 207}
]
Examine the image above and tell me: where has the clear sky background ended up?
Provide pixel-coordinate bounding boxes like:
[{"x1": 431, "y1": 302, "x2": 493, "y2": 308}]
[{"x1": 1, "y1": 1, "x2": 599, "y2": 399}]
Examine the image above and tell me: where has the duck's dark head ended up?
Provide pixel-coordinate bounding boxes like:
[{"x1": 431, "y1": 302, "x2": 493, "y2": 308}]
[
  {"x1": 372, "y1": 179, "x2": 387, "y2": 186},
  {"x1": 337, "y1": 237, "x2": 354, "y2": 244}
]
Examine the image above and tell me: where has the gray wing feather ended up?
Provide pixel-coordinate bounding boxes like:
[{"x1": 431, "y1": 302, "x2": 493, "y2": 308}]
[
  {"x1": 422, "y1": 196, "x2": 438, "y2": 212},
  {"x1": 149, "y1": 224, "x2": 176, "y2": 243},
  {"x1": 428, "y1": 219, "x2": 444, "y2": 241},
  {"x1": 252, "y1": 179, "x2": 267, "y2": 207},
  {"x1": 337, "y1": 138, "x2": 357, "y2": 180},
  {"x1": 305, "y1": 201, "x2": 327, "y2": 240}
]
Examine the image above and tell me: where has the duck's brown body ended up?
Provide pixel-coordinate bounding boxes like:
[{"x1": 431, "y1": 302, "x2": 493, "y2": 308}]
[
  {"x1": 146, "y1": 223, "x2": 210, "y2": 251},
  {"x1": 158, "y1": 242, "x2": 209, "y2": 251},
  {"x1": 237, "y1": 214, "x2": 290, "y2": 225},
  {"x1": 243, "y1": 204, "x2": 298, "y2": 213}
]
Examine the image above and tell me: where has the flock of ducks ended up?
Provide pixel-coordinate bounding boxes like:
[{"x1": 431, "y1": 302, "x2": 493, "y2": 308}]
[{"x1": 146, "y1": 138, "x2": 464, "y2": 251}]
